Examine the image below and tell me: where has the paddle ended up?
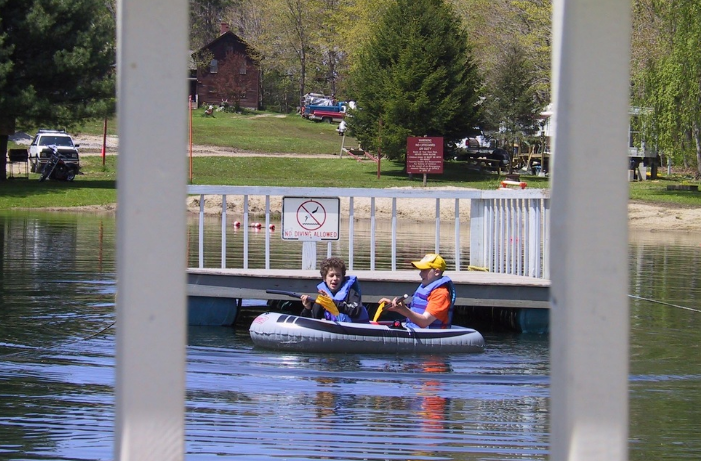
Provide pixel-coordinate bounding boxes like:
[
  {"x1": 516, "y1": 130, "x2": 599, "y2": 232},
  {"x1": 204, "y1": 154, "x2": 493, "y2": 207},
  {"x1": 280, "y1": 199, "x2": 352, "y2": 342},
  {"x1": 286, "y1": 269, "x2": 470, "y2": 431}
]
[
  {"x1": 373, "y1": 294, "x2": 410, "y2": 322},
  {"x1": 265, "y1": 289, "x2": 340, "y2": 317}
]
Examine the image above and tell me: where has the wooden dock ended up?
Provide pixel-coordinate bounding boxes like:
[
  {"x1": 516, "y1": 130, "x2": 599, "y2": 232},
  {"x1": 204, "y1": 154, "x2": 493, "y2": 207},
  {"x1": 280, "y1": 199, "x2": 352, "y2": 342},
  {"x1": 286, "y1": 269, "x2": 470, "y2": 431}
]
[{"x1": 187, "y1": 268, "x2": 550, "y2": 332}]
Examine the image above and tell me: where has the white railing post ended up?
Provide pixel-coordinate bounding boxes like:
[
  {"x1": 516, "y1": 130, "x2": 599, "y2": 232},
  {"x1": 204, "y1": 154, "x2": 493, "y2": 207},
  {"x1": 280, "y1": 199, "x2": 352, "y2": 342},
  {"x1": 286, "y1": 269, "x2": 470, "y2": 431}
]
[
  {"x1": 198, "y1": 194, "x2": 204, "y2": 268},
  {"x1": 391, "y1": 198, "x2": 397, "y2": 271},
  {"x1": 543, "y1": 199, "x2": 551, "y2": 279},
  {"x1": 489, "y1": 199, "x2": 495, "y2": 271},
  {"x1": 302, "y1": 242, "x2": 317, "y2": 270},
  {"x1": 221, "y1": 195, "x2": 227, "y2": 268},
  {"x1": 265, "y1": 195, "x2": 271, "y2": 270},
  {"x1": 115, "y1": 0, "x2": 187, "y2": 458},
  {"x1": 434, "y1": 198, "x2": 440, "y2": 253},
  {"x1": 469, "y1": 198, "x2": 486, "y2": 268},
  {"x1": 243, "y1": 195, "x2": 249, "y2": 269},
  {"x1": 348, "y1": 197, "x2": 355, "y2": 270},
  {"x1": 550, "y1": 0, "x2": 631, "y2": 459},
  {"x1": 527, "y1": 199, "x2": 540, "y2": 277},
  {"x1": 370, "y1": 197, "x2": 376, "y2": 270},
  {"x1": 454, "y1": 199, "x2": 460, "y2": 270}
]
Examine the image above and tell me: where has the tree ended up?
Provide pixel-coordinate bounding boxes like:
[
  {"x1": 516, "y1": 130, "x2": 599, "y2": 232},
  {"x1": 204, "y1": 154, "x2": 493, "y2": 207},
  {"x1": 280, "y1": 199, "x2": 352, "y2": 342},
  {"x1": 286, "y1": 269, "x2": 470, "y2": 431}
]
[
  {"x1": 635, "y1": 0, "x2": 701, "y2": 177},
  {"x1": 346, "y1": 0, "x2": 481, "y2": 160},
  {"x1": 453, "y1": 0, "x2": 552, "y2": 107},
  {"x1": 190, "y1": 0, "x2": 239, "y2": 49},
  {"x1": 256, "y1": 0, "x2": 325, "y2": 107},
  {"x1": 0, "y1": 0, "x2": 115, "y2": 180},
  {"x1": 481, "y1": 42, "x2": 541, "y2": 172}
]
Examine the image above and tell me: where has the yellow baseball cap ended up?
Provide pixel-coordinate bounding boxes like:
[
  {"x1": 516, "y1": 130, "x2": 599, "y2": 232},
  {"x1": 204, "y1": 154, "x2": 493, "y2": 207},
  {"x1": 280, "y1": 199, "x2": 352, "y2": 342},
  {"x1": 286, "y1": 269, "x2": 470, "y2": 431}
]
[{"x1": 411, "y1": 253, "x2": 446, "y2": 271}]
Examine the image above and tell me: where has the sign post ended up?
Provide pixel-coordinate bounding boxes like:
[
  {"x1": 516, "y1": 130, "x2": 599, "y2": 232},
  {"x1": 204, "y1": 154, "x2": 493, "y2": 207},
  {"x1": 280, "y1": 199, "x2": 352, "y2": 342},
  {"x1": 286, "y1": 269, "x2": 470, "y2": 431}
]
[
  {"x1": 282, "y1": 197, "x2": 340, "y2": 269},
  {"x1": 407, "y1": 137, "x2": 444, "y2": 186}
]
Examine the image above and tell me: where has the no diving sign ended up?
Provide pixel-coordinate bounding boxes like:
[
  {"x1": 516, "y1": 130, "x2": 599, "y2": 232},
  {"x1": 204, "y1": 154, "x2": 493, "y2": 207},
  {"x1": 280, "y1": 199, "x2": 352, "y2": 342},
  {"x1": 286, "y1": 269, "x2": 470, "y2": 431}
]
[{"x1": 282, "y1": 197, "x2": 340, "y2": 241}]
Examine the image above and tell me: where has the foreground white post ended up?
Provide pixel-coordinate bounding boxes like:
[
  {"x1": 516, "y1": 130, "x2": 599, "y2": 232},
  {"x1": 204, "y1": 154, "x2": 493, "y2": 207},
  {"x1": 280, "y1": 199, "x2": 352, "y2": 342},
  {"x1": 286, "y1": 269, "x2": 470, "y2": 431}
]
[
  {"x1": 115, "y1": 0, "x2": 188, "y2": 459},
  {"x1": 550, "y1": 0, "x2": 631, "y2": 459}
]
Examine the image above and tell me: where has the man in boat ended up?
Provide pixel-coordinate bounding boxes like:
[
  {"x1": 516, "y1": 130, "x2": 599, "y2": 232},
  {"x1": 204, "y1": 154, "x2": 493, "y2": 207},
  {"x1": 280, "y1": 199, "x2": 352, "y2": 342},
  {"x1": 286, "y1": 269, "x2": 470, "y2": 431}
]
[
  {"x1": 300, "y1": 257, "x2": 370, "y2": 323},
  {"x1": 379, "y1": 253, "x2": 455, "y2": 328}
]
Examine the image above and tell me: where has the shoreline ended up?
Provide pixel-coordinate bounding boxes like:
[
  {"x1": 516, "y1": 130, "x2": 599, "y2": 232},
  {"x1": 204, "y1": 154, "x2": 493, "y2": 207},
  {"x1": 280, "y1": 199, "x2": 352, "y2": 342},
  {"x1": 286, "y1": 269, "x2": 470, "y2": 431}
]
[
  {"x1": 27, "y1": 134, "x2": 701, "y2": 233},
  {"x1": 36, "y1": 198, "x2": 701, "y2": 233}
]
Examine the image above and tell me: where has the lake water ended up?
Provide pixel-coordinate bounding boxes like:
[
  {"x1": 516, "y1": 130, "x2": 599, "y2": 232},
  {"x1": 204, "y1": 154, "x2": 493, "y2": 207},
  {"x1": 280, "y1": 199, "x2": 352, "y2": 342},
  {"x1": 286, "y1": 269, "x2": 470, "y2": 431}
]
[{"x1": 1, "y1": 211, "x2": 700, "y2": 460}]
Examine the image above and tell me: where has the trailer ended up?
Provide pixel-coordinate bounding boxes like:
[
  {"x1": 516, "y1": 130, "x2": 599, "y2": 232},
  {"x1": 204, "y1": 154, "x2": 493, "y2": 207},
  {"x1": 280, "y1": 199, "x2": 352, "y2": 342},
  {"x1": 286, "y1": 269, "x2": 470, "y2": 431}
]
[
  {"x1": 627, "y1": 107, "x2": 661, "y2": 180},
  {"x1": 538, "y1": 104, "x2": 661, "y2": 180}
]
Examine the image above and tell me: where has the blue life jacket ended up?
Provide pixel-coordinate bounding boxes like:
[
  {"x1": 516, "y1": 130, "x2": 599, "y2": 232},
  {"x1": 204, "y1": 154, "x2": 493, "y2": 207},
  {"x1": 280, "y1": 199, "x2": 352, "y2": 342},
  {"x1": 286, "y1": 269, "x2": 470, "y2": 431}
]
[
  {"x1": 317, "y1": 275, "x2": 369, "y2": 323},
  {"x1": 406, "y1": 276, "x2": 455, "y2": 329}
]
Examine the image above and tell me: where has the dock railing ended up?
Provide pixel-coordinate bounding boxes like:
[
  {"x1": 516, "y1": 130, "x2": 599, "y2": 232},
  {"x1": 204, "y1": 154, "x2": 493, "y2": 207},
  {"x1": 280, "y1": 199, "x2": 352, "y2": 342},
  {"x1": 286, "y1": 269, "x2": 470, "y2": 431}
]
[{"x1": 187, "y1": 185, "x2": 551, "y2": 278}]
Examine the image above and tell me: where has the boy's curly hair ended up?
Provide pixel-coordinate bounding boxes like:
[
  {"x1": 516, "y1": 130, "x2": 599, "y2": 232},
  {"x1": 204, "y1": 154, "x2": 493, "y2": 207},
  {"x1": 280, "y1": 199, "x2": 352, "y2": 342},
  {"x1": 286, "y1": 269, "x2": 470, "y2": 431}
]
[{"x1": 319, "y1": 257, "x2": 347, "y2": 278}]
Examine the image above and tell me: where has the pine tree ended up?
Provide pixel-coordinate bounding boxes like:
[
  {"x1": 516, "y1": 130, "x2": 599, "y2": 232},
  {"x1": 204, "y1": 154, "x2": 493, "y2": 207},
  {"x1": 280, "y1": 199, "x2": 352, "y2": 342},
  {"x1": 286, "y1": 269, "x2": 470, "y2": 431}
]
[
  {"x1": 482, "y1": 42, "x2": 540, "y2": 173},
  {"x1": 346, "y1": 0, "x2": 481, "y2": 160},
  {"x1": 0, "y1": 0, "x2": 115, "y2": 180}
]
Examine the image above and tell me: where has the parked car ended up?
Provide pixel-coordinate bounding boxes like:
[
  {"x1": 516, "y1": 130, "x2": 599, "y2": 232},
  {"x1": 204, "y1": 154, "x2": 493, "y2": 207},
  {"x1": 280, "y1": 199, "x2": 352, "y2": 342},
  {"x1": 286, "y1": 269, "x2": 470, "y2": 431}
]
[{"x1": 29, "y1": 130, "x2": 80, "y2": 174}]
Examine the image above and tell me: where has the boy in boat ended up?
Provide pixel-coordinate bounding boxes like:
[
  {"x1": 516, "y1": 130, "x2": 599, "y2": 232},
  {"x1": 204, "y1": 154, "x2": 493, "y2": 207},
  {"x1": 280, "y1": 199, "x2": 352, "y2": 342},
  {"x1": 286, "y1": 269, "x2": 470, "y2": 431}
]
[
  {"x1": 300, "y1": 257, "x2": 370, "y2": 323},
  {"x1": 379, "y1": 253, "x2": 455, "y2": 328}
]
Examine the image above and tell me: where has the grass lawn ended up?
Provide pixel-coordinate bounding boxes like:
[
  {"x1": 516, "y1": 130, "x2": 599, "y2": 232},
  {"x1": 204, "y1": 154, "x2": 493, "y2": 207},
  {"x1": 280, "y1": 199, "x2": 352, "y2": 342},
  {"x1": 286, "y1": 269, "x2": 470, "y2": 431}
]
[
  {"x1": 0, "y1": 154, "x2": 552, "y2": 210},
  {"x1": 73, "y1": 109, "x2": 352, "y2": 155},
  {"x1": 629, "y1": 176, "x2": 701, "y2": 207},
  {"x1": 2, "y1": 109, "x2": 699, "y2": 210}
]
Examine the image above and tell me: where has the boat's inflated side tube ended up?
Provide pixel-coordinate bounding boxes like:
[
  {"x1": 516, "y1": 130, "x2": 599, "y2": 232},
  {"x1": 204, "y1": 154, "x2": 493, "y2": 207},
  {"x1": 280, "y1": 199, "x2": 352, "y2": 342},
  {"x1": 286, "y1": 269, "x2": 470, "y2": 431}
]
[{"x1": 249, "y1": 312, "x2": 485, "y2": 354}]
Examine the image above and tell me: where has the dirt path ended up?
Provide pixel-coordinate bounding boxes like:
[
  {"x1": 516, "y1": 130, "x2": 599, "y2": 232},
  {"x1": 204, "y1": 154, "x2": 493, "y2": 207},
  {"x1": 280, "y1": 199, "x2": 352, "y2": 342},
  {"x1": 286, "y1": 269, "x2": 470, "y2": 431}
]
[{"x1": 74, "y1": 134, "x2": 337, "y2": 158}]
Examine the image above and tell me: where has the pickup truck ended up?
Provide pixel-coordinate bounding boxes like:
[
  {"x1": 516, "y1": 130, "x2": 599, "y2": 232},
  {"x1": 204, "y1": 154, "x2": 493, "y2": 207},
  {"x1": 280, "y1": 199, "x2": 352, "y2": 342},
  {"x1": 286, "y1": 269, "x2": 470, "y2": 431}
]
[
  {"x1": 303, "y1": 101, "x2": 346, "y2": 120},
  {"x1": 28, "y1": 129, "x2": 81, "y2": 173},
  {"x1": 308, "y1": 108, "x2": 346, "y2": 123}
]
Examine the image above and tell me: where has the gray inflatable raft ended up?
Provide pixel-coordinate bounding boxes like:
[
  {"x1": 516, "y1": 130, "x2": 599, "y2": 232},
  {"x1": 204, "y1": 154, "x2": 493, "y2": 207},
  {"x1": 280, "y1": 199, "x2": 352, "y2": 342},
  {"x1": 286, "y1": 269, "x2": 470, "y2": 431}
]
[{"x1": 249, "y1": 312, "x2": 485, "y2": 354}]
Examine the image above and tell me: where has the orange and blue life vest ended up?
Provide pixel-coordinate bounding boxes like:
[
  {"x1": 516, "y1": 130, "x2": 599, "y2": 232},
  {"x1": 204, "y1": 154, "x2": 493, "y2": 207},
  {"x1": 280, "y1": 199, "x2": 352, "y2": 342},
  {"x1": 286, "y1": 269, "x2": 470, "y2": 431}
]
[{"x1": 406, "y1": 276, "x2": 455, "y2": 329}]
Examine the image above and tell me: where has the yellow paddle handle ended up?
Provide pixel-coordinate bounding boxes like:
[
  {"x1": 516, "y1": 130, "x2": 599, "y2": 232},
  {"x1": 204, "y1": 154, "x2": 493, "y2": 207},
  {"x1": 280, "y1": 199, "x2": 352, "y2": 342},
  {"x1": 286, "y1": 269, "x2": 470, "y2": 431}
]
[
  {"x1": 373, "y1": 301, "x2": 386, "y2": 322},
  {"x1": 315, "y1": 293, "x2": 340, "y2": 317}
]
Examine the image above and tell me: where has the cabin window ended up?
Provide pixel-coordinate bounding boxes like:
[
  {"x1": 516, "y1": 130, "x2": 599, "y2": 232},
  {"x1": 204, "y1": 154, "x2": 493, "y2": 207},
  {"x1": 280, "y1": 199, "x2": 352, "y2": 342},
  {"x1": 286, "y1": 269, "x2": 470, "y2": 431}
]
[
  {"x1": 209, "y1": 59, "x2": 218, "y2": 74},
  {"x1": 239, "y1": 62, "x2": 247, "y2": 75},
  {"x1": 240, "y1": 91, "x2": 247, "y2": 99},
  {"x1": 630, "y1": 115, "x2": 643, "y2": 148}
]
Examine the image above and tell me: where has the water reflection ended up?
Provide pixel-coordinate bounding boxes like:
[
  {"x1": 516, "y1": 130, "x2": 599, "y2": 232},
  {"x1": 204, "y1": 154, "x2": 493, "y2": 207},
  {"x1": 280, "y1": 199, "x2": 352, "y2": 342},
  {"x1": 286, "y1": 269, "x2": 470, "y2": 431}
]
[{"x1": 1, "y1": 211, "x2": 701, "y2": 460}]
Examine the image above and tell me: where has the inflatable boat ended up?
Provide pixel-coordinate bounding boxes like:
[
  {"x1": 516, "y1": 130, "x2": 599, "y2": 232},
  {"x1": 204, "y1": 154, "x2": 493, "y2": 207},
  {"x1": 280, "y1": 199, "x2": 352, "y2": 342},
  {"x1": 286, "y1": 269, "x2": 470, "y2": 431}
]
[{"x1": 249, "y1": 312, "x2": 485, "y2": 354}]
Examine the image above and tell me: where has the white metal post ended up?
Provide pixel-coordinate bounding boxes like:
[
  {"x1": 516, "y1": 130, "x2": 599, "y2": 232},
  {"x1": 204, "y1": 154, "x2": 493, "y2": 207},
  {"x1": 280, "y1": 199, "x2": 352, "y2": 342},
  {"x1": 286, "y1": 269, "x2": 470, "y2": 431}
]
[
  {"x1": 469, "y1": 199, "x2": 486, "y2": 268},
  {"x1": 348, "y1": 197, "x2": 355, "y2": 270},
  {"x1": 434, "y1": 198, "x2": 440, "y2": 253},
  {"x1": 454, "y1": 199, "x2": 460, "y2": 270},
  {"x1": 243, "y1": 195, "x2": 249, "y2": 269},
  {"x1": 221, "y1": 195, "x2": 227, "y2": 268},
  {"x1": 302, "y1": 241, "x2": 317, "y2": 270},
  {"x1": 391, "y1": 198, "x2": 397, "y2": 271},
  {"x1": 370, "y1": 197, "x2": 376, "y2": 270},
  {"x1": 265, "y1": 196, "x2": 271, "y2": 269},
  {"x1": 550, "y1": 0, "x2": 631, "y2": 460},
  {"x1": 115, "y1": 0, "x2": 188, "y2": 459},
  {"x1": 198, "y1": 195, "x2": 205, "y2": 268}
]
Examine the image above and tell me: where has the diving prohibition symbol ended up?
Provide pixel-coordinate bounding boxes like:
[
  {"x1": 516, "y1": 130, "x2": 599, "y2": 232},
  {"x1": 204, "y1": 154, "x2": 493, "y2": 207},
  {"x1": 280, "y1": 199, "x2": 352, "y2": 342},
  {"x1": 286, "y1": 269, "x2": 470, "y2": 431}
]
[{"x1": 296, "y1": 200, "x2": 326, "y2": 231}]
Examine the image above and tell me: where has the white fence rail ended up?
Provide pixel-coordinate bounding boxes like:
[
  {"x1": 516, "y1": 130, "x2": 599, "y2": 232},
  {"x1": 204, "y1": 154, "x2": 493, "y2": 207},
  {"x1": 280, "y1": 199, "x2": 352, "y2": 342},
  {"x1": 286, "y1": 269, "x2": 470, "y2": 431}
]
[
  {"x1": 470, "y1": 197, "x2": 551, "y2": 278},
  {"x1": 187, "y1": 185, "x2": 551, "y2": 278}
]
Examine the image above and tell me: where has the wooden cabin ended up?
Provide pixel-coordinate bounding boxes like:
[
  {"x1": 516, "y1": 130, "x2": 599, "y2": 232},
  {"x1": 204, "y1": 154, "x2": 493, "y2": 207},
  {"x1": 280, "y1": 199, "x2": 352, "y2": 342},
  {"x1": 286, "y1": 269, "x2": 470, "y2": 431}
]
[{"x1": 191, "y1": 23, "x2": 260, "y2": 110}]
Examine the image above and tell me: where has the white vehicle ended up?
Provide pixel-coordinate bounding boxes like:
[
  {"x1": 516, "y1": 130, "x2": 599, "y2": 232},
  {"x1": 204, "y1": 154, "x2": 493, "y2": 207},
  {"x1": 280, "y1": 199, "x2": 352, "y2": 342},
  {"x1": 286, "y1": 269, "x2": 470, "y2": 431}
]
[{"x1": 29, "y1": 130, "x2": 80, "y2": 173}]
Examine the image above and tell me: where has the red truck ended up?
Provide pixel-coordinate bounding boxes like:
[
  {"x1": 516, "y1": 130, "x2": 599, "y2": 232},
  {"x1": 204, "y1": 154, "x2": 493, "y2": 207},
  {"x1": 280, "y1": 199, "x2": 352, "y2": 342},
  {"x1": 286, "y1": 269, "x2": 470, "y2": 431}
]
[{"x1": 308, "y1": 107, "x2": 346, "y2": 123}]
